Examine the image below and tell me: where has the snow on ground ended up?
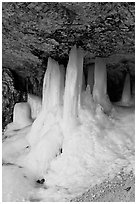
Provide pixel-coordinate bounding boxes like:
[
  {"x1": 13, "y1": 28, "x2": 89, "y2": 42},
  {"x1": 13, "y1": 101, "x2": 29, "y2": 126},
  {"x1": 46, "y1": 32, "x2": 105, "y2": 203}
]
[{"x1": 2, "y1": 104, "x2": 134, "y2": 202}]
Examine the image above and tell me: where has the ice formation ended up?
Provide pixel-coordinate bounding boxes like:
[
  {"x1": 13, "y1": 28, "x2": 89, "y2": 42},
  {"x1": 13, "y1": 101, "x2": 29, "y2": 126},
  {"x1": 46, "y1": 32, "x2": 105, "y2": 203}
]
[
  {"x1": 2, "y1": 46, "x2": 135, "y2": 202},
  {"x1": 3, "y1": 102, "x2": 33, "y2": 137},
  {"x1": 93, "y1": 57, "x2": 112, "y2": 114},
  {"x1": 27, "y1": 94, "x2": 42, "y2": 120},
  {"x1": 87, "y1": 63, "x2": 94, "y2": 93},
  {"x1": 121, "y1": 73, "x2": 131, "y2": 103},
  {"x1": 121, "y1": 73, "x2": 132, "y2": 105},
  {"x1": 115, "y1": 72, "x2": 134, "y2": 107}
]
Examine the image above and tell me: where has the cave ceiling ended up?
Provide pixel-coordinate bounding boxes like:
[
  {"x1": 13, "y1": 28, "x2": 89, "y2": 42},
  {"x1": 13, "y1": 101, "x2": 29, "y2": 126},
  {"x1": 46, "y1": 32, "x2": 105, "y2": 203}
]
[{"x1": 2, "y1": 2, "x2": 135, "y2": 75}]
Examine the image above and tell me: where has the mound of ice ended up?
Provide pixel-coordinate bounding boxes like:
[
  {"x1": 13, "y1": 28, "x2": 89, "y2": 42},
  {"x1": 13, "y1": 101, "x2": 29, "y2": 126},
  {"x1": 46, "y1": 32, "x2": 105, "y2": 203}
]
[{"x1": 2, "y1": 46, "x2": 135, "y2": 202}]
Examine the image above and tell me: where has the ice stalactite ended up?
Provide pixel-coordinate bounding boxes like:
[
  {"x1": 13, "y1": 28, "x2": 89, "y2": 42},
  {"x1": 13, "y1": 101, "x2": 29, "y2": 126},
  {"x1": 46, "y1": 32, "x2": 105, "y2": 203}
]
[
  {"x1": 27, "y1": 94, "x2": 42, "y2": 120},
  {"x1": 87, "y1": 63, "x2": 94, "y2": 93},
  {"x1": 93, "y1": 57, "x2": 112, "y2": 114},
  {"x1": 121, "y1": 73, "x2": 131, "y2": 105}
]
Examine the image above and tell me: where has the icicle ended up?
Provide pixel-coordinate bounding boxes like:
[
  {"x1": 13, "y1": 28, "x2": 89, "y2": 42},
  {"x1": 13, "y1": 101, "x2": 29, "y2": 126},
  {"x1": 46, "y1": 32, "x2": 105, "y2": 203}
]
[
  {"x1": 93, "y1": 57, "x2": 112, "y2": 114},
  {"x1": 121, "y1": 73, "x2": 131, "y2": 105},
  {"x1": 27, "y1": 94, "x2": 42, "y2": 120},
  {"x1": 87, "y1": 63, "x2": 94, "y2": 93}
]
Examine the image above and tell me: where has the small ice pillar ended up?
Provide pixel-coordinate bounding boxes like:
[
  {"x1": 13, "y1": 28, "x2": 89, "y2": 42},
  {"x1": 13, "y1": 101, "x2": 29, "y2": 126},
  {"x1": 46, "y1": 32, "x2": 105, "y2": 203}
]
[
  {"x1": 4, "y1": 102, "x2": 32, "y2": 136},
  {"x1": 93, "y1": 57, "x2": 112, "y2": 113},
  {"x1": 63, "y1": 46, "x2": 83, "y2": 124},
  {"x1": 13, "y1": 103, "x2": 32, "y2": 127},
  {"x1": 121, "y1": 73, "x2": 131, "y2": 104},
  {"x1": 5, "y1": 102, "x2": 32, "y2": 133},
  {"x1": 87, "y1": 63, "x2": 94, "y2": 93}
]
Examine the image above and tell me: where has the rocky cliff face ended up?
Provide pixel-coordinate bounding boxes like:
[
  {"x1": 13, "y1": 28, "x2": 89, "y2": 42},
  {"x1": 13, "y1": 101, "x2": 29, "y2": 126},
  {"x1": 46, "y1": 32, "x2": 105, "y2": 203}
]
[
  {"x1": 3, "y1": 2, "x2": 134, "y2": 68},
  {"x1": 2, "y1": 68, "x2": 27, "y2": 129},
  {"x1": 2, "y1": 2, "x2": 135, "y2": 128}
]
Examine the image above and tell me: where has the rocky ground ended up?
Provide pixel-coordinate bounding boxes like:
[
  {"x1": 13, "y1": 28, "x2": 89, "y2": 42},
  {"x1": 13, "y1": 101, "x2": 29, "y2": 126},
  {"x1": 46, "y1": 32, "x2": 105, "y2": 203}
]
[{"x1": 71, "y1": 170, "x2": 135, "y2": 202}]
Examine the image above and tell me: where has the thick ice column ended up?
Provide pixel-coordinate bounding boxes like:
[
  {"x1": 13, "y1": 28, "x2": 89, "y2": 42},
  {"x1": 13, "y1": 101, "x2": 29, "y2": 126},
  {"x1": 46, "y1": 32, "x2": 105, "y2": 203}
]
[
  {"x1": 77, "y1": 47, "x2": 84, "y2": 108},
  {"x1": 27, "y1": 58, "x2": 61, "y2": 145},
  {"x1": 121, "y1": 73, "x2": 131, "y2": 104},
  {"x1": 18, "y1": 58, "x2": 64, "y2": 176},
  {"x1": 63, "y1": 46, "x2": 78, "y2": 123},
  {"x1": 87, "y1": 63, "x2": 94, "y2": 93},
  {"x1": 42, "y1": 58, "x2": 61, "y2": 111},
  {"x1": 93, "y1": 57, "x2": 112, "y2": 114},
  {"x1": 27, "y1": 94, "x2": 42, "y2": 120}
]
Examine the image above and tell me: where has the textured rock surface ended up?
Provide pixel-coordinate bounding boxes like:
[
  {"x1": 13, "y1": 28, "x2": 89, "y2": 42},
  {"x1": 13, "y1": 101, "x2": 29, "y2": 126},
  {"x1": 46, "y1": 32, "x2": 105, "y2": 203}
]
[
  {"x1": 3, "y1": 2, "x2": 134, "y2": 69},
  {"x1": 2, "y1": 68, "x2": 27, "y2": 130}
]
